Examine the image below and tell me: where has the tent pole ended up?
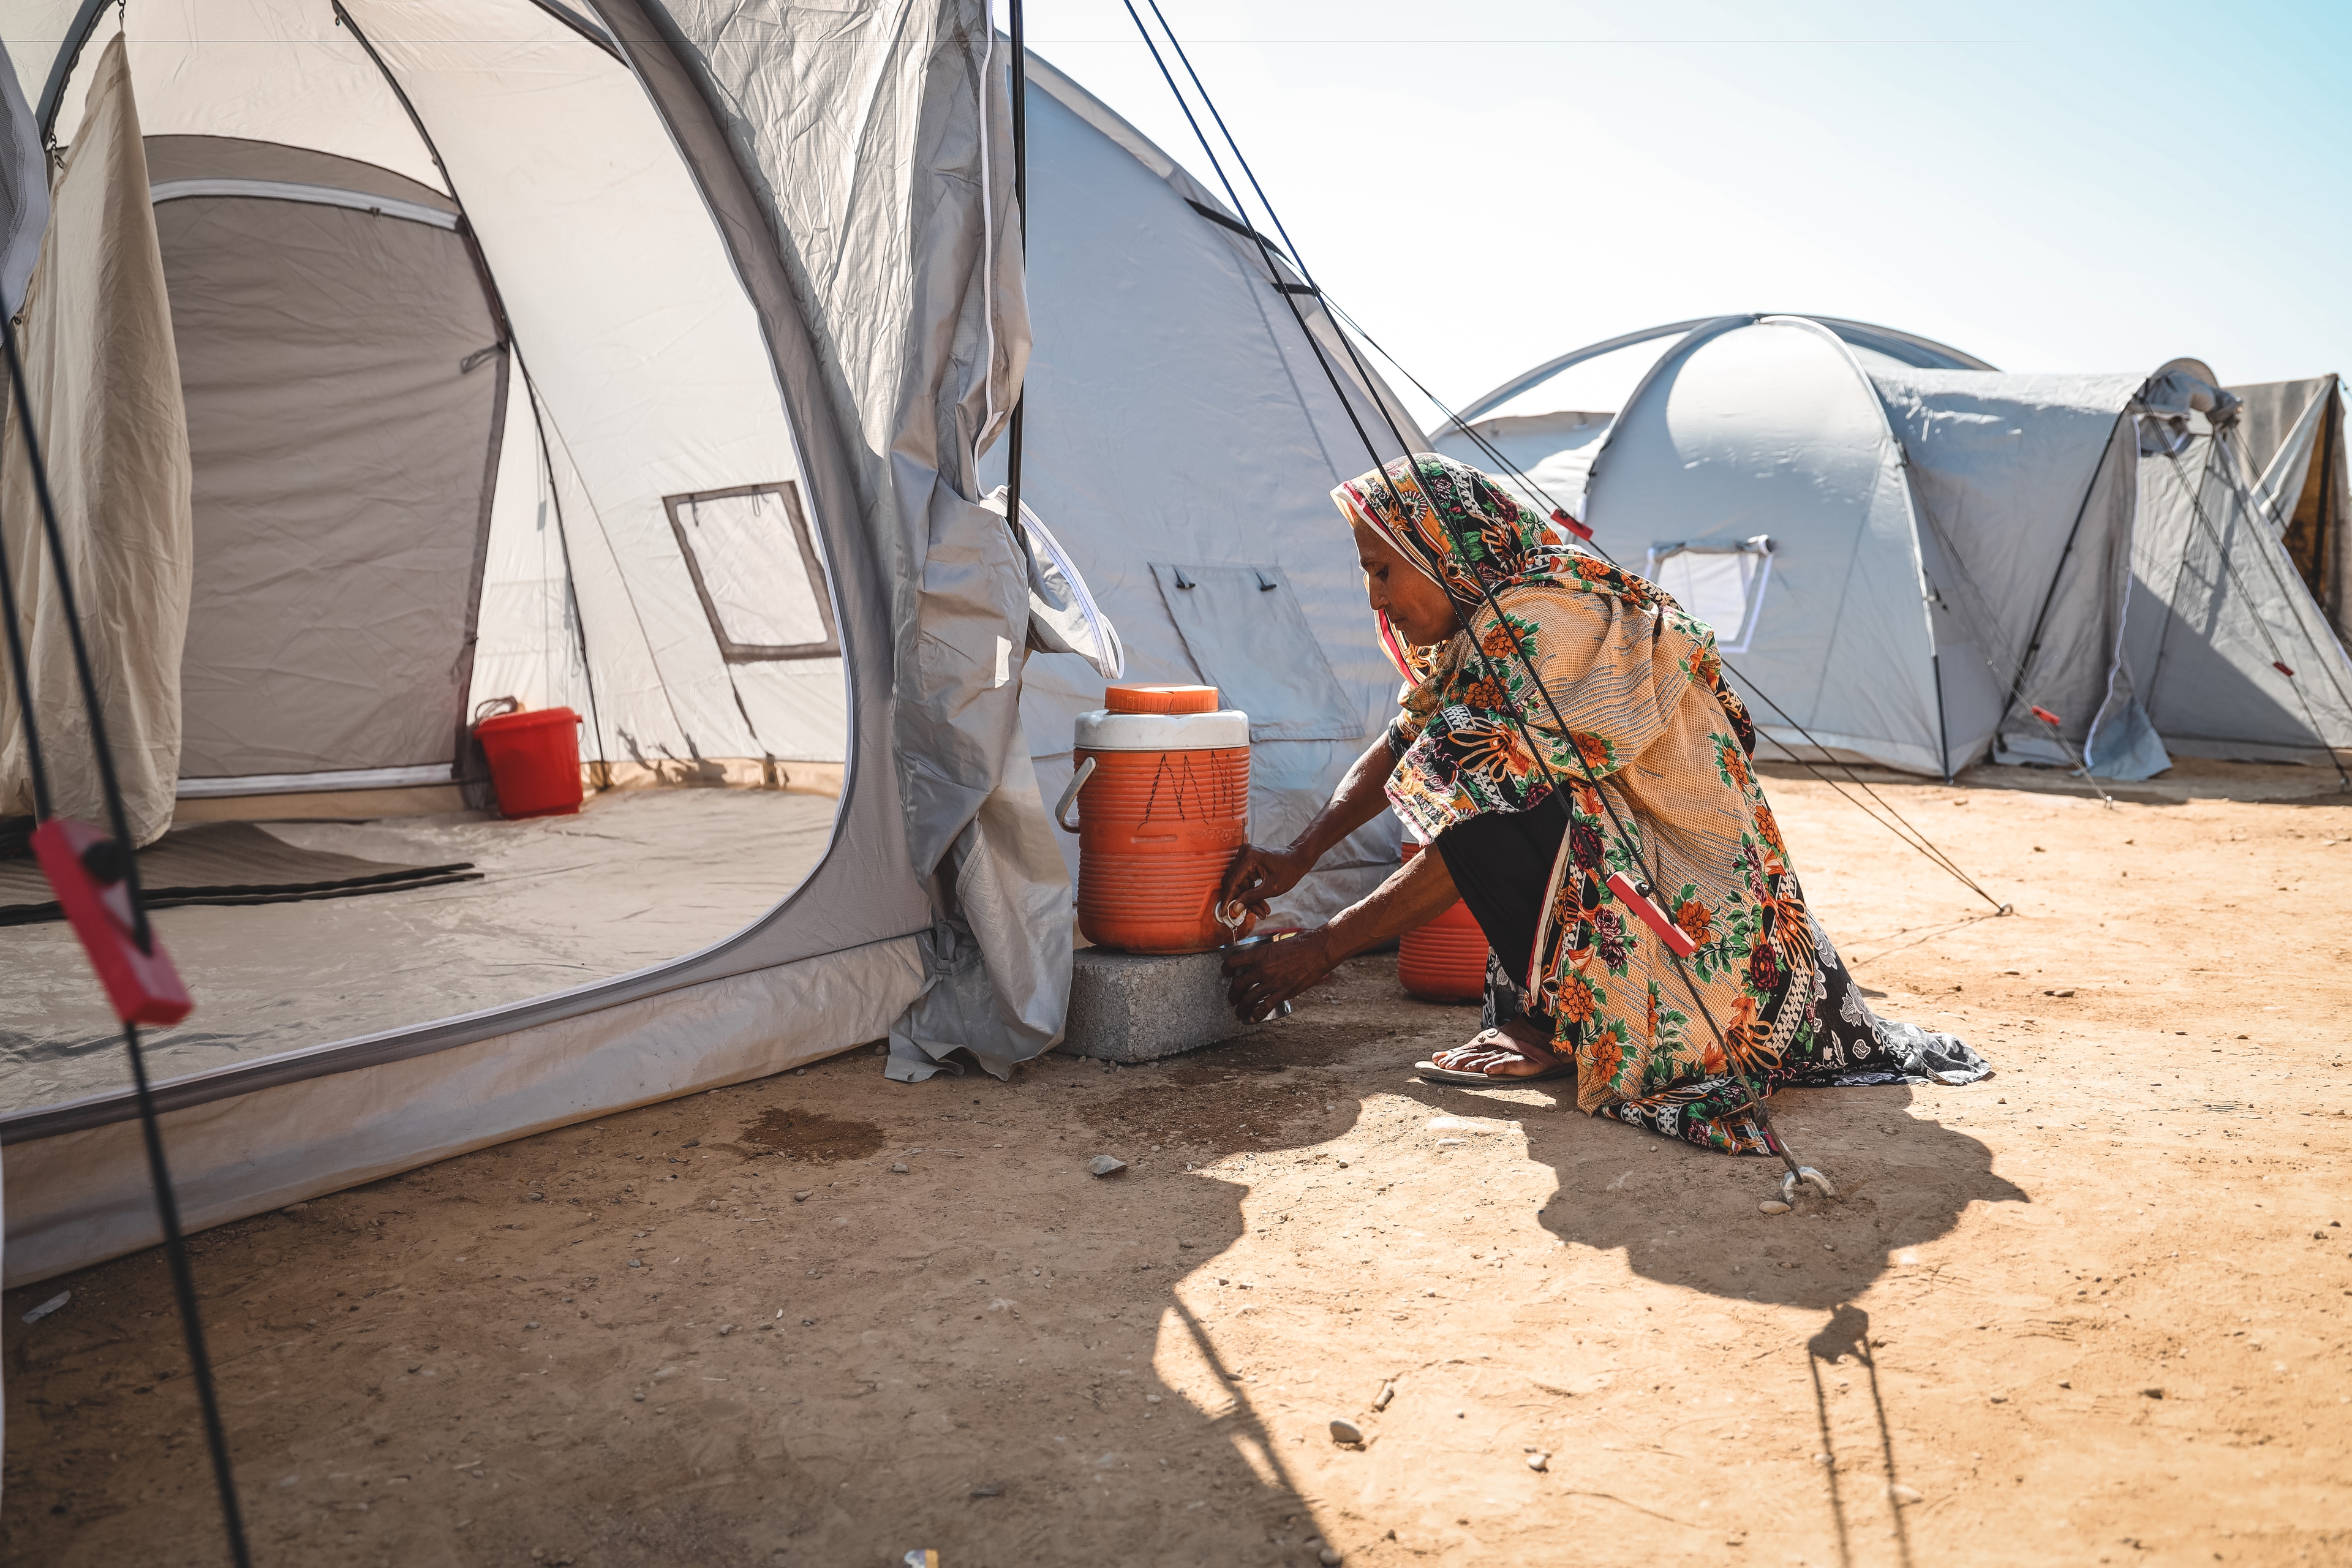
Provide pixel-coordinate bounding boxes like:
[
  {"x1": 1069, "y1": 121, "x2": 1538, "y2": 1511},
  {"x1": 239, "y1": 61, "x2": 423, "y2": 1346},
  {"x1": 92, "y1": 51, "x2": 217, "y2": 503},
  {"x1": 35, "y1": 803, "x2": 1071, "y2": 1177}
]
[
  {"x1": 1932, "y1": 652, "x2": 1952, "y2": 784},
  {"x1": 1002, "y1": 0, "x2": 1026, "y2": 533}
]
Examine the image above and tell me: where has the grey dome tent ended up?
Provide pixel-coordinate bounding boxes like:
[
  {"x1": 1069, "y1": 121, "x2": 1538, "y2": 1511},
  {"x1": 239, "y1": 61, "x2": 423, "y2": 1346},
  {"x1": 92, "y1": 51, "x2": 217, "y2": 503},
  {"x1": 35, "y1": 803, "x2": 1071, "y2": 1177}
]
[
  {"x1": 979, "y1": 54, "x2": 1416, "y2": 943},
  {"x1": 1434, "y1": 314, "x2": 2352, "y2": 781},
  {"x1": 0, "y1": 0, "x2": 1063, "y2": 1286}
]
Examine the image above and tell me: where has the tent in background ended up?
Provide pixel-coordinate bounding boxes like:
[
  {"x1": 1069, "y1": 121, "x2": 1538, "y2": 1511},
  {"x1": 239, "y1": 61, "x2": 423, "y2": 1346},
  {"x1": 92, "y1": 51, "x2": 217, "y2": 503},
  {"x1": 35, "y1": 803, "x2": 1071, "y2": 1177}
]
[
  {"x1": 986, "y1": 55, "x2": 1418, "y2": 929},
  {"x1": 0, "y1": 0, "x2": 1055, "y2": 1286},
  {"x1": 2231, "y1": 374, "x2": 2349, "y2": 646},
  {"x1": 1434, "y1": 314, "x2": 2352, "y2": 781}
]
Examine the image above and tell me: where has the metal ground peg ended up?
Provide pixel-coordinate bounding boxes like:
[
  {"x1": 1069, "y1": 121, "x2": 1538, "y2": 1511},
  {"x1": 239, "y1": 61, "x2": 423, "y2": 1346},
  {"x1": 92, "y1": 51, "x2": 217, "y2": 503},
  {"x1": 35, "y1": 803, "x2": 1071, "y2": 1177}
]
[{"x1": 1781, "y1": 1166, "x2": 1836, "y2": 1205}]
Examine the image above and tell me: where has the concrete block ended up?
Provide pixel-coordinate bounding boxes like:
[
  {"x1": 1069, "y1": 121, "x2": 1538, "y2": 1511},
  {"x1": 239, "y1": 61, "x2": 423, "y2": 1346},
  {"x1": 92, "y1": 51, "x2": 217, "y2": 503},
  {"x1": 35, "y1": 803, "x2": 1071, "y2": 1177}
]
[{"x1": 1061, "y1": 946, "x2": 1274, "y2": 1063}]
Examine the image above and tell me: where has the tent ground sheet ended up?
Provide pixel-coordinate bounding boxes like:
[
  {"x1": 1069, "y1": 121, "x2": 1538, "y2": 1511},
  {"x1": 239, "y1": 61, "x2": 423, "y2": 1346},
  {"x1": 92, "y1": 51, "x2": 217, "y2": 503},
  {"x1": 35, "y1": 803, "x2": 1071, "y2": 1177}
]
[{"x1": 0, "y1": 787, "x2": 839, "y2": 1114}]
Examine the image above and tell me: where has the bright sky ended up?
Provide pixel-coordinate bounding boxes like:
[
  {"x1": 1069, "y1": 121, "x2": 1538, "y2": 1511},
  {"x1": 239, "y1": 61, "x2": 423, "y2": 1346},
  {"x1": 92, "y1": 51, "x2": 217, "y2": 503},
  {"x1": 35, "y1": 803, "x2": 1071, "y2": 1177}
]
[{"x1": 1022, "y1": 0, "x2": 2352, "y2": 429}]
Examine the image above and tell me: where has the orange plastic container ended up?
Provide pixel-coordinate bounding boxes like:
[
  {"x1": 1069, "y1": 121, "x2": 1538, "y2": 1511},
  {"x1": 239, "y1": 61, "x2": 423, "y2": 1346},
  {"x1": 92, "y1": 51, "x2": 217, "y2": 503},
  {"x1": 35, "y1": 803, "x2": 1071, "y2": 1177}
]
[
  {"x1": 1397, "y1": 840, "x2": 1490, "y2": 1002},
  {"x1": 1058, "y1": 684, "x2": 1249, "y2": 953},
  {"x1": 473, "y1": 706, "x2": 586, "y2": 820}
]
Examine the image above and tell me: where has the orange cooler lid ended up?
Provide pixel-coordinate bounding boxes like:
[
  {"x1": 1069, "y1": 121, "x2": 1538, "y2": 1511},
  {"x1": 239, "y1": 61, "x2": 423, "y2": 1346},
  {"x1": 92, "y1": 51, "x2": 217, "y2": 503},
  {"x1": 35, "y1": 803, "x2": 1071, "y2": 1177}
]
[{"x1": 1104, "y1": 684, "x2": 1219, "y2": 715}]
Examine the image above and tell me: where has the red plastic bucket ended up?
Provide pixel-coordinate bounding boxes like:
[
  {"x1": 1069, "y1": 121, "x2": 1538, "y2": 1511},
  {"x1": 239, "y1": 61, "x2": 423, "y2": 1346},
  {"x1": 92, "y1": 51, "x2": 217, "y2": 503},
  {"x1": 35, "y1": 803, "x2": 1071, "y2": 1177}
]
[
  {"x1": 1398, "y1": 840, "x2": 1490, "y2": 1003},
  {"x1": 473, "y1": 706, "x2": 585, "y2": 820}
]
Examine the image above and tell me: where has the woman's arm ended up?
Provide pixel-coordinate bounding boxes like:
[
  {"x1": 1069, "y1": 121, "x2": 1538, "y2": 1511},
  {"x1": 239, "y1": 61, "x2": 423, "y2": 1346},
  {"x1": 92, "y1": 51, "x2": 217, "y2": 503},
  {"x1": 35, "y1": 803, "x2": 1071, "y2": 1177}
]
[
  {"x1": 1221, "y1": 847, "x2": 1460, "y2": 1022},
  {"x1": 1216, "y1": 732, "x2": 1397, "y2": 918}
]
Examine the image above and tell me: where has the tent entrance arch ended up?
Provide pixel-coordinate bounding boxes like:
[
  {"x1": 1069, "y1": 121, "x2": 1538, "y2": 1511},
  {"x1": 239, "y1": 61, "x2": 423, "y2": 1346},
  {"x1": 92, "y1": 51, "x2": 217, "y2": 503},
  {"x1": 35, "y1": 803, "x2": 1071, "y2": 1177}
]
[{"x1": 0, "y1": 0, "x2": 1032, "y2": 1291}]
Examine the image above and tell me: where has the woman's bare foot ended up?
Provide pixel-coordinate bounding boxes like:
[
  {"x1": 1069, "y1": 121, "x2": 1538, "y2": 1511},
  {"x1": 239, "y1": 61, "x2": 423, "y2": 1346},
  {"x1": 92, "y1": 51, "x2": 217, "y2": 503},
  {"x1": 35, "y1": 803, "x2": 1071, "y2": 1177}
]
[{"x1": 1428, "y1": 1018, "x2": 1567, "y2": 1079}]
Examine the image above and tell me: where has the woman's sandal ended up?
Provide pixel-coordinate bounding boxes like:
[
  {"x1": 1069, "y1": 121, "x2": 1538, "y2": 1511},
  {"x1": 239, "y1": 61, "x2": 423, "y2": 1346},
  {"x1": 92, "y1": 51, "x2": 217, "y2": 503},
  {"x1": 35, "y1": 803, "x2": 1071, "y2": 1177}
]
[{"x1": 1416, "y1": 1028, "x2": 1574, "y2": 1085}]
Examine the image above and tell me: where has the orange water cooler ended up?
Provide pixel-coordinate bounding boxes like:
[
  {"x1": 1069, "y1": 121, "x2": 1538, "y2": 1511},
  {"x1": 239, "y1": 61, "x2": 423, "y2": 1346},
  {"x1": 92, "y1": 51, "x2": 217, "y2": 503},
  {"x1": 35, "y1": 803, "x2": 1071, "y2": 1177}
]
[
  {"x1": 1054, "y1": 684, "x2": 1250, "y2": 953},
  {"x1": 1397, "y1": 840, "x2": 1491, "y2": 1002}
]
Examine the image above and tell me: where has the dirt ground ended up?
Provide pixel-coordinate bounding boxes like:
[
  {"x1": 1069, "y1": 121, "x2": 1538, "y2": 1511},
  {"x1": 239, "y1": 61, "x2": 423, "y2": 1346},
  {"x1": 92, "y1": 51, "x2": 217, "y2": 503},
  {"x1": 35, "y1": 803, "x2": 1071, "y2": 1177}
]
[{"x1": 4, "y1": 759, "x2": 2349, "y2": 1567}]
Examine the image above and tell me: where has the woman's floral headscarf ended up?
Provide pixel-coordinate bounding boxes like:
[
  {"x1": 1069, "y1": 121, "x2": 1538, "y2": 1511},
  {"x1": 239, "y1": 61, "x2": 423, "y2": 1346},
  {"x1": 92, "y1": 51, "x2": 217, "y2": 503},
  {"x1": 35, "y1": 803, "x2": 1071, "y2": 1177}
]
[{"x1": 1332, "y1": 452, "x2": 1560, "y2": 681}]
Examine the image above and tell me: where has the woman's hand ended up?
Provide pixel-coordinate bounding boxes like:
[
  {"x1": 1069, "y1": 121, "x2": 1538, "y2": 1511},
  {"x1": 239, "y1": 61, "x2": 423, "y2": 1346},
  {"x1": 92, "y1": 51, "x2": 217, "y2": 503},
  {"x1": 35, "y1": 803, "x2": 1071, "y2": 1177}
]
[
  {"x1": 1221, "y1": 930, "x2": 1335, "y2": 1023},
  {"x1": 1216, "y1": 842, "x2": 1316, "y2": 921}
]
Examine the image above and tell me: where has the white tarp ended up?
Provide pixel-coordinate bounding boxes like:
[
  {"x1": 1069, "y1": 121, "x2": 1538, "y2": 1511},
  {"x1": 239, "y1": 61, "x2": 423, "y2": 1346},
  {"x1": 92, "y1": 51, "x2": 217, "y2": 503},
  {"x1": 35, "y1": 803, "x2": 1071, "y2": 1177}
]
[{"x1": 0, "y1": 35, "x2": 190, "y2": 844}]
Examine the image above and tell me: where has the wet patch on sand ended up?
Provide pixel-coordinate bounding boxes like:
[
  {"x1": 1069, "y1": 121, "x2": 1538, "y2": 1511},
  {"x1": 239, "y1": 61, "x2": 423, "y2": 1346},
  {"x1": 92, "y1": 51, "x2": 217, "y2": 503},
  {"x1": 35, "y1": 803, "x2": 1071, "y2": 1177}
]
[{"x1": 738, "y1": 1108, "x2": 886, "y2": 1163}]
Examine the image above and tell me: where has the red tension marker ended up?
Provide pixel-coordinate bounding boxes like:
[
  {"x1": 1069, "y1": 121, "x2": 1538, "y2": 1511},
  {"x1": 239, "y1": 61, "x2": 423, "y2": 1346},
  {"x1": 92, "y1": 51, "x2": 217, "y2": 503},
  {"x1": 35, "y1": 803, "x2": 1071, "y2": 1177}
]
[
  {"x1": 2273, "y1": 660, "x2": 2296, "y2": 678},
  {"x1": 1550, "y1": 507, "x2": 1594, "y2": 543},
  {"x1": 1604, "y1": 870, "x2": 1700, "y2": 958},
  {"x1": 2029, "y1": 705, "x2": 2064, "y2": 726},
  {"x1": 30, "y1": 818, "x2": 194, "y2": 1027}
]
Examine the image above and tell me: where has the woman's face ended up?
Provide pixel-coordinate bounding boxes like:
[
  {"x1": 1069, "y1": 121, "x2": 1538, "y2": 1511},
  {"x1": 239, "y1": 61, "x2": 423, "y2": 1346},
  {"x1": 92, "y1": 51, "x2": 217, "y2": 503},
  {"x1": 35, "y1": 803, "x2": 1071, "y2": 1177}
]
[{"x1": 1354, "y1": 519, "x2": 1461, "y2": 647}]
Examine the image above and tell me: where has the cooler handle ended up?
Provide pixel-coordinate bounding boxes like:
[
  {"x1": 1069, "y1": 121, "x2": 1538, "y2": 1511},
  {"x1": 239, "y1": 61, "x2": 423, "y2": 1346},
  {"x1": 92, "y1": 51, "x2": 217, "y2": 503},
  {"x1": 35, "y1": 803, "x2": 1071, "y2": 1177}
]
[{"x1": 1053, "y1": 756, "x2": 1097, "y2": 834}]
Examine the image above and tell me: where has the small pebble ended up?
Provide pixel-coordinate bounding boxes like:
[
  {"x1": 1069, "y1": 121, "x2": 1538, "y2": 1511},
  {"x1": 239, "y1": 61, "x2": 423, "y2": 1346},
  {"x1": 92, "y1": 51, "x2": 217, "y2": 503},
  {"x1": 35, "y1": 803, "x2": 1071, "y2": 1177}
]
[
  {"x1": 1888, "y1": 1484, "x2": 1922, "y2": 1505},
  {"x1": 793, "y1": 1190, "x2": 813, "y2": 1202},
  {"x1": 627, "y1": 1259, "x2": 642, "y2": 1268},
  {"x1": 1989, "y1": 1394, "x2": 2008, "y2": 1404},
  {"x1": 526, "y1": 1192, "x2": 544, "y2": 1202},
  {"x1": 1328, "y1": 1417, "x2": 1363, "y2": 1445},
  {"x1": 1088, "y1": 1155, "x2": 1126, "y2": 1177},
  {"x1": 632, "y1": 1392, "x2": 644, "y2": 1403},
  {"x1": 1319, "y1": 1550, "x2": 1342, "y2": 1567},
  {"x1": 2142, "y1": 1387, "x2": 2165, "y2": 1400},
  {"x1": 281, "y1": 1202, "x2": 310, "y2": 1215},
  {"x1": 1814, "y1": 1453, "x2": 1833, "y2": 1466},
  {"x1": 1758, "y1": 1200, "x2": 1791, "y2": 1215},
  {"x1": 2045, "y1": 987, "x2": 2075, "y2": 997},
  {"x1": 522, "y1": 1321, "x2": 540, "y2": 1330},
  {"x1": 1526, "y1": 1452, "x2": 1550, "y2": 1472},
  {"x1": 891, "y1": 1163, "x2": 910, "y2": 1174},
  {"x1": 970, "y1": 1484, "x2": 1003, "y2": 1498},
  {"x1": 1373, "y1": 1383, "x2": 1395, "y2": 1411},
  {"x1": 718, "y1": 1324, "x2": 735, "y2": 1336}
]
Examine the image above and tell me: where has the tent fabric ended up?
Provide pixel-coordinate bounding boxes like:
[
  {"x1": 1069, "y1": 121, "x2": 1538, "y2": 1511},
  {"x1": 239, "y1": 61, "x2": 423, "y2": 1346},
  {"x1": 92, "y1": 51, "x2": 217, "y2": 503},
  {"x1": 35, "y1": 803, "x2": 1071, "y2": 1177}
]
[
  {"x1": 1870, "y1": 370, "x2": 2149, "y2": 773},
  {"x1": 156, "y1": 137, "x2": 506, "y2": 784},
  {"x1": 0, "y1": 34, "x2": 190, "y2": 845},
  {"x1": 982, "y1": 55, "x2": 1423, "y2": 925},
  {"x1": 646, "y1": 0, "x2": 1061, "y2": 1079},
  {"x1": 1582, "y1": 315, "x2": 1949, "y2": 775},
  {"x1": 2125, "y1": 427, "x2": 2352, "y2": 764},
  {"x1": 0, "y1": 34, "x2": 42, "y2": 311},
  {"x1": 1, "y1": 931, "x2": 929, "y2": 1284},
  {"x1": 2232, "y1": 374, "x2": 2349, "y2": 644}
]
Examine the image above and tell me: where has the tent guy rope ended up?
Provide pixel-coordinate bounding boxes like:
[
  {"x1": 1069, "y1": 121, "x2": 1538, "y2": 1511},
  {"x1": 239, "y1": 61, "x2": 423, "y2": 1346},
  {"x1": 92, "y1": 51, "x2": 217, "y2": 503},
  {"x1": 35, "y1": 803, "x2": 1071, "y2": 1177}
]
[{"x1": 1125, "y1": 2, "x2": 1832, "y2": 1198}]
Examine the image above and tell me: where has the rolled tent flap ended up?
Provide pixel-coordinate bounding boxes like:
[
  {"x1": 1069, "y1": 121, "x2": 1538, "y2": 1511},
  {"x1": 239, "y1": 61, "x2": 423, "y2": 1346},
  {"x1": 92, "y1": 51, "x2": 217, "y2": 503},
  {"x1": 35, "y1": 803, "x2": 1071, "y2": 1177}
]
[
  {"x1": 0, "y1": 34, "x2": 190, "y2": 846},
  {"x1": 644, "y1": 0, "x2": 1066, "y2": 1075}
]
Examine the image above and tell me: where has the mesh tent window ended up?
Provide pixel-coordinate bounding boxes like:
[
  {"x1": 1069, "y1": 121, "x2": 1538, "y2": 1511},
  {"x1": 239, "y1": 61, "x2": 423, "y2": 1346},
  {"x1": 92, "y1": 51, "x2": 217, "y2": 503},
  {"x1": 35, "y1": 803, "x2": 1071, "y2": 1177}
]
[
  {"x1": 1645, "y1": 535, "x2": 1775, "y2": 653},
  {"x1": 663, "y1": 481, "x2": 839, "y2": 662}
]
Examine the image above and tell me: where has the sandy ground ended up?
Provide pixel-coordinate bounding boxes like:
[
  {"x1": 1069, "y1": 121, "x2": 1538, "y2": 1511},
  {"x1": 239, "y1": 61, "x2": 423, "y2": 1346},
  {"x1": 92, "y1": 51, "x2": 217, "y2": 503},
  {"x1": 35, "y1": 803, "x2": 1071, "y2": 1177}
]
[
  {"x1": 0, "y1": 788, "x2": 837, "y2": 1112},
  {"x1": 3, "y1": 759, "x2": 2349, "y2": 1567}
]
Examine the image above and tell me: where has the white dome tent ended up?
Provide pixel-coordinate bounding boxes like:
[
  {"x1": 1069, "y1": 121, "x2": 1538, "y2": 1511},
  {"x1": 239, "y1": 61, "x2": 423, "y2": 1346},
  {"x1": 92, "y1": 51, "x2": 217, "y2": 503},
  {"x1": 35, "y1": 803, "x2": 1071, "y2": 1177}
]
[
  {"x1": 0, "y1": 0, "x2": 1060, "y2": 1285},
  {"x1": 1434, "y1": 314, "x2": 2352, "y2": 782},
  {"x1": 0, "y1": 1, "x2": 1428, "y2": 1281}
]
